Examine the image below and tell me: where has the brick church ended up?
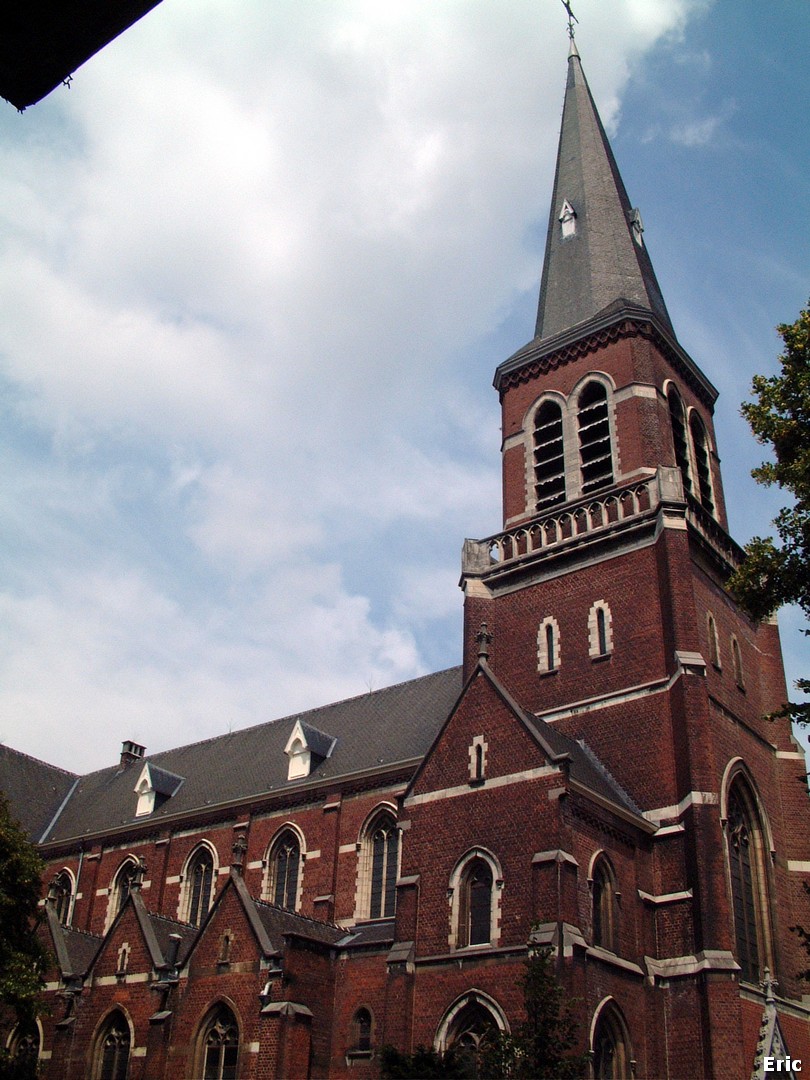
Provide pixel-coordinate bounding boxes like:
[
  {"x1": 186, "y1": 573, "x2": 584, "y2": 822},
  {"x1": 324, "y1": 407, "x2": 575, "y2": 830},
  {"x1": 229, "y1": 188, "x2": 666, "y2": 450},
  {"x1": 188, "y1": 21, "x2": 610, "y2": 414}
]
[{"x1": 2, "y1": 38, "x2": 809, "y2": 1080}]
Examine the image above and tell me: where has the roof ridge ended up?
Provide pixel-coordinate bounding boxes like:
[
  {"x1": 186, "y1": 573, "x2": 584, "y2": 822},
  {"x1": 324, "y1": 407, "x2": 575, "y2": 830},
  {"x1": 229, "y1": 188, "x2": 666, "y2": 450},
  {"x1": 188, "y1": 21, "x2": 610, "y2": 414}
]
[
  {"x1": 252, "y1": 895, "x2": 346, "y2": 933},
  {"x1": 575, "y1": 738, "x2": 643, "y2": 815},
  {"x1": 0, "y1": 742, "x2": 78, "y2": 779},
  {"x1": 140, "y1": 666, "x2": 462, "y2": 764},
  {"x1": 62, "y1": 925, "x2": 103, "y2": 941}
]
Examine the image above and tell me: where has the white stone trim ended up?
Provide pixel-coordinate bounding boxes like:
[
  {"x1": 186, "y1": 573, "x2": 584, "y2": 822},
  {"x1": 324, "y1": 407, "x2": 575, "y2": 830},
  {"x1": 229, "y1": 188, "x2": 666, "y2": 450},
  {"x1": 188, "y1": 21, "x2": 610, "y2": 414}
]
[
  {"x1": 447, "y1": 848, "x2": 504, "y2": 951},
  {"x1": 537, "y1": 616, "x2": 561, "y2": 672},
  {"x1": 787, "y1": 861, "x2": 810, "y2": 873},
  {"x1": 587, "y1": 600, "x2": 613, "y2": 658},
  {"x1": 644, "y1": 791, "x2": 719, "y2": 823},
  {"x1": 468, "y1": 735, "x2": 488, "y2": 781},
  {"x1": 405, "y1": 765, "x2": 560, "y2": 808},
  {"x1": 645, "y1": 950, "x2": 738, "y2": 979},
  {"x1": 638, "y1": 889, "x2": 693, "y2": 905}
]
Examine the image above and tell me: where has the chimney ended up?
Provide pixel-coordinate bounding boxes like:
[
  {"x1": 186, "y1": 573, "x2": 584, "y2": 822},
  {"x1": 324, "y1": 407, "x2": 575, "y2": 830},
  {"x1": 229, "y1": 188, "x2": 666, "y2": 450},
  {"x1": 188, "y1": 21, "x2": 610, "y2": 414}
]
[{"x1": 120, "y1": 740, "x2": 146, "y2": 767}]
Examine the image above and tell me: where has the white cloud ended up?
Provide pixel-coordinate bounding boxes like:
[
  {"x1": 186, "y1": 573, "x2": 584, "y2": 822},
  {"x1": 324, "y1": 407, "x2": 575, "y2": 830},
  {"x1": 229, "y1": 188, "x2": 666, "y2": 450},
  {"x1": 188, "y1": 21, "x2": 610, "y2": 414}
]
[{"x1": 0, "y1": 0, "x2": 713, "y2": 771}]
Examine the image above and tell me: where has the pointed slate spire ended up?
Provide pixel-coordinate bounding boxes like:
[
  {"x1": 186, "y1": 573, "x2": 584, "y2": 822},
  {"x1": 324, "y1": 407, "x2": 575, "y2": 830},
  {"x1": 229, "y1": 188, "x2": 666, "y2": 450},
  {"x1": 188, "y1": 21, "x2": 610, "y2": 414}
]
[{"x1": 534, "y1": 43, "x2": 673, "y2": 343}]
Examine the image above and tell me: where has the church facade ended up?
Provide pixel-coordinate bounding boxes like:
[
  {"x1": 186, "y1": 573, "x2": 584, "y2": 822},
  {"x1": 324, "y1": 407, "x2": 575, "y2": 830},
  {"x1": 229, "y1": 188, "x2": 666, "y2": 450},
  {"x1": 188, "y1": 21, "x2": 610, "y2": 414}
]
[{"x1": 2, "y1": 42, "x2": 810, "y2": 1080}]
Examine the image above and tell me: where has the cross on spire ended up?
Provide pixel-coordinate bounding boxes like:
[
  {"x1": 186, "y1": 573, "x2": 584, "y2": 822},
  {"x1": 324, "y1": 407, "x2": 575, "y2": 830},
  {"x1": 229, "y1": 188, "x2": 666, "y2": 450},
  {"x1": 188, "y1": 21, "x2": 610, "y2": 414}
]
[{"x1": 560, "y1": 0, "x2": 578, "y2": 39}]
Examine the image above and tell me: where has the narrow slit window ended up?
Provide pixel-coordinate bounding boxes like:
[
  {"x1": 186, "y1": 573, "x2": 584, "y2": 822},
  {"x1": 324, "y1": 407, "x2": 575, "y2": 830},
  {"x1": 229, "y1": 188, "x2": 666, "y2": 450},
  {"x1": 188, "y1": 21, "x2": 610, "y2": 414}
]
[{"x1": 577, "y1": 383, "x2": 614, "y2": 494}]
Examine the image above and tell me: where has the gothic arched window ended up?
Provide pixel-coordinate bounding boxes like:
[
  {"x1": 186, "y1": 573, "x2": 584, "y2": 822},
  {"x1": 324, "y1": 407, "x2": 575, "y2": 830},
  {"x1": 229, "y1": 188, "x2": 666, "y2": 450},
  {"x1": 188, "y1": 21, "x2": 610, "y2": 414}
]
[
  {"x1": 592, "y1": 856, "x2": 619, "y2": 952},
  {"x1": 186, "y1": 846, "x2": 216, "y2": 927},
  {"x1": 436, "y1": 994, "x2": 507, "y2": 1073},
  {"x1": 689, "y1": 412, "x2": 714, "y2": 515},
  {"x1": 369, "y1": 813, "x2": 399, "y2": 919},
  {"x1": 726, "y1": 780, "x2": 771, "y2": 983},
  {"x1": 92, "y1": 1011, "x2": 131, "y2": 1080},
  {"x1": 533, "y1": 399, "x2": 566, "y2": 510},
  {"x1": 52, "y1": 869, "x2": 74, "y2": 925},
  {"x1": 460, "y1": 858, "x2": 493, "y2": 947},
  {"x1": 110, "y1": 859, "x2": 138, "y2": 924},
  {"x1": 8, "y1": 1022, "x2": 40, "y2": 1069},
  {"x1": 268, "y1": 829, "x2": 301, "y2": 910},
  {"x1": 199, "y1": 1005, "x2": 239, "y2": 1080},
  {"x1": 592, "y1": 1002, "x2": 632, "y2": 1079},
  {"x1": 667, "y1": 386, "x2": 692, "y2": 496},
  {"x1": 352, "y1": 1008, "x2": 373, "y2": 1054},
  {"x1": 577, "y1": 382, "x2": 614, "y2": 495}
]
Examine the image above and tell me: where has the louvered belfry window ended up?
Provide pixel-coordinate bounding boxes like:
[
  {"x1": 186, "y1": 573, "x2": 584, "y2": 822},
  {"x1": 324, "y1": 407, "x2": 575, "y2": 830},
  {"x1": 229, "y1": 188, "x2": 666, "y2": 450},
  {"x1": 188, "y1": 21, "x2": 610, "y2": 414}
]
[
  {"x1": 577, "y1": 382, "x2": 614, "y2": 494},
  {"x1": 667, "y1": 387, "x2": 693, "y2": 496},
  {"x1": 533, "y1": 400, "x2": 566, "y2": 510},
  {"x1": 690, "y1": 412, "x2": 714, "y2": 514}
]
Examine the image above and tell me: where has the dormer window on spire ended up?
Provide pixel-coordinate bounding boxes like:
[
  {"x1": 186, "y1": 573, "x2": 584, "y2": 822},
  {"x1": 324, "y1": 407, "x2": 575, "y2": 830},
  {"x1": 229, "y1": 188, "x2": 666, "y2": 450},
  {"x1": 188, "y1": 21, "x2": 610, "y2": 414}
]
[
  {"x1": 559, "y1": 199, "x2": 577, "y2": 239},
  {"x1": 629, "y1": 207, "x2": 644, "y2": 247}
]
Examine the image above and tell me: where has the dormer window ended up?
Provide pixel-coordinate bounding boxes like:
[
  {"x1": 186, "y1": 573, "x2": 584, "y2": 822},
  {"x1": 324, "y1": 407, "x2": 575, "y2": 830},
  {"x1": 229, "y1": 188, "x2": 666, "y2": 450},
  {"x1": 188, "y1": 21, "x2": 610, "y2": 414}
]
[
  {"x1": 629, "y1": 207, "x2": 644, "y2": 246},
  {"x1": 283, "y1": 720, "x2": 336, "y2": 782},
  {"x1": 133, "y1": 762, "x2": 184, "y2": 817},
  {"x1": 559, "y1": 199, "x2": 577, "y2": 239}
]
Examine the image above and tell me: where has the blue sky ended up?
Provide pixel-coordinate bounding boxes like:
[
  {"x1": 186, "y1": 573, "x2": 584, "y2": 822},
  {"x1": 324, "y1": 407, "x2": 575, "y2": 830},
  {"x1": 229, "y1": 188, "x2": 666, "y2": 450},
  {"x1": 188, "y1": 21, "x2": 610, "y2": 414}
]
[{"x1": 0, "y1": 0, "x2": 807, "y2": 773}]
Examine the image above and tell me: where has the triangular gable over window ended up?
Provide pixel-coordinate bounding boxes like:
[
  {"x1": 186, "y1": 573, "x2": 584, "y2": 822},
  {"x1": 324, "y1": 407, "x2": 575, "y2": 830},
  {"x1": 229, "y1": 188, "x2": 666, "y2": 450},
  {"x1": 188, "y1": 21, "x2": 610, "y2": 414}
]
[
  {"x1": 283, "y1": 720, "x2": 336, "y2": 781},
  {"x1": 133, "y1": 762, "x2": 184, "y2": 817}
]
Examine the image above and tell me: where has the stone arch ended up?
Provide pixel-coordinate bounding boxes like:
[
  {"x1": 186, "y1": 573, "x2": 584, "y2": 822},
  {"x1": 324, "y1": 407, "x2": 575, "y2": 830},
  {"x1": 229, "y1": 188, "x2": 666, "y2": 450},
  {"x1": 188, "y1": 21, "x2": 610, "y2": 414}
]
[
  {"x1": 448, "y1": 847, "x2": 503, "y2": 950},
  {"x1": 179, "y1": 841, "x2": 219, "y2": 926},
  {"x1": 264, "y1": 822, "x2": 306, "y2": 911}
]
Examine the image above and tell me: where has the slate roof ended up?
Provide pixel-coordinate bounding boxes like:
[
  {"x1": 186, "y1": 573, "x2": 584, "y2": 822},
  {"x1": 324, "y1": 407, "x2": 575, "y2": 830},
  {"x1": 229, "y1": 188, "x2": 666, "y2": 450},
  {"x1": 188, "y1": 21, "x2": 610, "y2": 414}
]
[
  {"x1": 0, "y1": 743, "x2": 78, "y2": 842},
  {"x1": 144, "y1": 911, "x2": 198, "y2": 966},
  {"x1": 37, "y1": 667, "x2": 464, "y2": 845},
  {"x1": 532, "y1": 42, "x2": 672, "y2": 346},
  {"x1": 59, "y1": 926, "x2": 104, "y2": 977},
  {"x1": 251, "y1": 897, "x2": 346, "y2": 949},
  {"x1": 337, "y1": 919, "x2": 396, "y2": 949}
]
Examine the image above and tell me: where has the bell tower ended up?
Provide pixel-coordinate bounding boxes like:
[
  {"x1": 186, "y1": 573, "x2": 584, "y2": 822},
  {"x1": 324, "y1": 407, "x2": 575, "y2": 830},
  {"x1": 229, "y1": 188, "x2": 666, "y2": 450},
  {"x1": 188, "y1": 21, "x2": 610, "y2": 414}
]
[{"x1": 459, "y1": 39, "x2": 810, "y2": 1057}]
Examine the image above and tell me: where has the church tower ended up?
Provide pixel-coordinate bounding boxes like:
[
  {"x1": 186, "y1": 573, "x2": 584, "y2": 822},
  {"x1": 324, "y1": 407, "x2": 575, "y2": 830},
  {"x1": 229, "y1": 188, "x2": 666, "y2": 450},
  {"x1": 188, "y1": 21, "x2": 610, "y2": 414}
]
[{"x1": 457, "y1": 39, "x2": 810, "y2": 1077}]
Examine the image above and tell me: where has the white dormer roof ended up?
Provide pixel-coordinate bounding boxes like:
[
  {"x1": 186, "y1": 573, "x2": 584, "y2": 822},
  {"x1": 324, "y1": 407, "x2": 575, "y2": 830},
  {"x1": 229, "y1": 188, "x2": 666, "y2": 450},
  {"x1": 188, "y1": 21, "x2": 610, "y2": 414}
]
[
  {"x1": 283, "y1": 720, "x2": 336, "y2": 781},
  {"x1": 133, "y1": 762, "x2": 184, "y2": 817}
]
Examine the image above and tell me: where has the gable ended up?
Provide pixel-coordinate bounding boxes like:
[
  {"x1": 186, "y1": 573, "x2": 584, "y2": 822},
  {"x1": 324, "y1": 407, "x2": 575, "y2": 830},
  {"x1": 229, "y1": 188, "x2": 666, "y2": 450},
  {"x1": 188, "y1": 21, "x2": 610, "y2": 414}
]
[
  {"x1": 407, "y1": 664, "x2": 562, "y2": 802},
  {"x1": 87, "y1": 898, "x2": 154, "y2": 981},
  {"x1": 184, "y1": 876, "x2": 273, "y2": 974}
]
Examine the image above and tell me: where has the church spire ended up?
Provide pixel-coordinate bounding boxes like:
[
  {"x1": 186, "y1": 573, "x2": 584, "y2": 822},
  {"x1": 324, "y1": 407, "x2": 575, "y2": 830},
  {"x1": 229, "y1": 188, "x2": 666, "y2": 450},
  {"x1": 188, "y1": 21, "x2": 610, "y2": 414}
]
[{"x1": 534, "y1": 45, "x2": 673, "y2": 343}]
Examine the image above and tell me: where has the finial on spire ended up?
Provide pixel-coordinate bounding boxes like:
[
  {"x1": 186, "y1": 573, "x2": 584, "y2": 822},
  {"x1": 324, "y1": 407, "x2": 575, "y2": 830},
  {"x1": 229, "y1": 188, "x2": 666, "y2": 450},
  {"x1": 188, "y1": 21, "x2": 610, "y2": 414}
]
[{"x1": 560, "y1": 0, "x2": 578, "y2": 40}]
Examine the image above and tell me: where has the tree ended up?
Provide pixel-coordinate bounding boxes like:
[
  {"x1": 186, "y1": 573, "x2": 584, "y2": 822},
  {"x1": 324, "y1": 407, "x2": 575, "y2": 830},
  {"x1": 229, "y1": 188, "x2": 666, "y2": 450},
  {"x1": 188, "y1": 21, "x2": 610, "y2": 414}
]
[
  {"x1": 478, "y1": 947, "x2": 588, "y2": 1079},
  {"x1": 0, "y1": 793, "x2": 48, "y2": 1031},
  {"x1": 381, "y1": 945, "x2": 586, "y2": 1079},
  {"x1": 727, "y1": 301, "x2": 810, "y2": 725}
]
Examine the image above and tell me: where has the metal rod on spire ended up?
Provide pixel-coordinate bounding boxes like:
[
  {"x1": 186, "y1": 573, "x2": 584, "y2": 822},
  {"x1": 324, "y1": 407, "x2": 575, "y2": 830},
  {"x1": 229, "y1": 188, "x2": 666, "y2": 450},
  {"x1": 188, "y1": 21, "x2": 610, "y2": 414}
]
[{"x1": 560, "y1": 0, "x2": 578, "y2": 39}]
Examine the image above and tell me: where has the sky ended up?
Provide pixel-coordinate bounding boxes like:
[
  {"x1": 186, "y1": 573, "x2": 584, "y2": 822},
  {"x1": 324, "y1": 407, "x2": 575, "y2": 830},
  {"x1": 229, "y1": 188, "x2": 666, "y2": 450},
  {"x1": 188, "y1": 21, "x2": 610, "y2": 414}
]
[{"x1": 0, "y1": 0, "x2": 808, "y2": 775}]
